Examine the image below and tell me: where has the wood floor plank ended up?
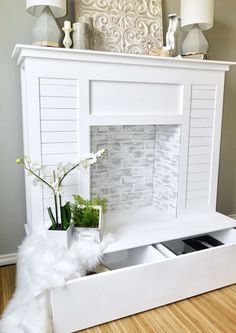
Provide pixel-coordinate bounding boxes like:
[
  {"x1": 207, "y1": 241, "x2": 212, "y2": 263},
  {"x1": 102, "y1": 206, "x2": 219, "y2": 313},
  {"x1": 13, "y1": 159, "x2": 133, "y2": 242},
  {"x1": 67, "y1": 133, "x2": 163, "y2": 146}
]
[
  {"x1": 0, "y1": 265, "x2": 16, "y2": 314},
  {"x1": 78, "y1": 286, "x2": 236, "y2": 333},
  {"x1": 0, "y1": 265, "x2": 236, "y2": 332}
]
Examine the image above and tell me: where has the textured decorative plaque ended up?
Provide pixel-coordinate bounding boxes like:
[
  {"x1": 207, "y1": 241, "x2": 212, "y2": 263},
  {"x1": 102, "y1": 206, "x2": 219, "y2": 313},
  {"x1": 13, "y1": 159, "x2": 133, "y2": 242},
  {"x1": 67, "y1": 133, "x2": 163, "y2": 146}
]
[{"x1": 75, "y1": 0, "x2": 163, "y2": 54}]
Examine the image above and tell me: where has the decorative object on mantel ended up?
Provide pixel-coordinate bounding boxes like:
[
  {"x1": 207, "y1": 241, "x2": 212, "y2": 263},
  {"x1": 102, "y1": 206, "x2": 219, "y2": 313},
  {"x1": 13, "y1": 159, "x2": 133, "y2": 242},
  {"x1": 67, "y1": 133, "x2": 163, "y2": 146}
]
[
  {"x1": 74, "y1": 0, "x2": 163, "y2": 54},
  {"x1": 62, "y1": 20, "x2": 72, "y2": 48},
  {"x1": 181, "y1": 53, "x2": 207, "y2": 60},
  {"x1": 26, "y1": 0, "x2": 67, "y2": 47},
  {"x1": 72, "y1": 195, "x2": 107, "y2": 242},
  {"x1": 0, "y1": 231, "x2": 113, "y2": 333},
  {"x1": 148, "y1": 13, "x2": 180, "y2": 58},
  {"x1": 72, "y1": 16, "x2": 94, "y2": 50},
  {"x1": 165, "y1": 14, "x2": 181, "y2": 56},
  {"x1": 148, "y1": 47, "x2": 170, "y2": 57},
  {"x1": 16, "y1": 149, "x2": 107, "y2": 248},
  {"x1": 180, "y1": 0, "x2": 214, "y2": 58}
]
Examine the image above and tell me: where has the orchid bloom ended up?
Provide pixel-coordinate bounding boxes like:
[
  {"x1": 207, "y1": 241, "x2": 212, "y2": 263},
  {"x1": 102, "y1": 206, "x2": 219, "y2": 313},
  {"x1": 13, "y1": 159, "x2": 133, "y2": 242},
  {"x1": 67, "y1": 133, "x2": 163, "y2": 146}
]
[{"x1": 16, "y1": 149, "x2": 107, "y2": 193}]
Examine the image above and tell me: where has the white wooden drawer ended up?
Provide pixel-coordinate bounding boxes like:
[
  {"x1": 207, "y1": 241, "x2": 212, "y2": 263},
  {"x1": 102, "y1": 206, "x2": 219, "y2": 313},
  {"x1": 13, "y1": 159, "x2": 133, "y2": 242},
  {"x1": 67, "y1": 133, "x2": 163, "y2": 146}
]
[{"x1": 50, "y1": 229, "x2": 236, "y2": 333}]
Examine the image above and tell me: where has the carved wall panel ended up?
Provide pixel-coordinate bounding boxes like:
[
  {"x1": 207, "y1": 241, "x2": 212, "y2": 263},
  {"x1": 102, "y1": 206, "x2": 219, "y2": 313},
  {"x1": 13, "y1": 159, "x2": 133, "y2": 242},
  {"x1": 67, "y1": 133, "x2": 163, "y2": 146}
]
[{"x1": 75, "y1": 0, "x2": 163, "y2": 54}]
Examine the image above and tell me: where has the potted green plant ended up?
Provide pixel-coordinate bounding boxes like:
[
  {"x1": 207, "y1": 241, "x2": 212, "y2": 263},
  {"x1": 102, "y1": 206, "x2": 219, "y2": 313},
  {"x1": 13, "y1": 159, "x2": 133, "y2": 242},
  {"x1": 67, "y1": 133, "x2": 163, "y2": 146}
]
[
  {"x1": 16, "y1": 149, "x2": 107, "y2": 248},
  {"x1": 71, "y1": 195, "x2": 107, "y2": 242}
]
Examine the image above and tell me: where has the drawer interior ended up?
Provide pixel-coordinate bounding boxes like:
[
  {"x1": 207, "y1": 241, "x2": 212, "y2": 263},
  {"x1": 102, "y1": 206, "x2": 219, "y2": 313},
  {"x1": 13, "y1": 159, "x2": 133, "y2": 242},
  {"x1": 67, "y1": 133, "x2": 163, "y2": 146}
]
[
  {"x1": 160, "y1": 228, "x2": 236, "y2": 256},
  {"x1": 103, "y1": 245, "x2": 166, "y2": 270},
  {"x1": 210, "y1": 228, "x2": 236, "y2": 244},
  {"x1": 86, "y1": 229, "x2": 236, "y2": 275}
]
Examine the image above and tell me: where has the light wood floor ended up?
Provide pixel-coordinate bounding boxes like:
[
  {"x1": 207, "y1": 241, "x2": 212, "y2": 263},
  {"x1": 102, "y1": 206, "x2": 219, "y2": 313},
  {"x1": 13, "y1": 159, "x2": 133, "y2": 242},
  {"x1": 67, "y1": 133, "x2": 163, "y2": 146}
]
[{"x1": 1, "y1": 265, "x2": 236, "y2": 333}]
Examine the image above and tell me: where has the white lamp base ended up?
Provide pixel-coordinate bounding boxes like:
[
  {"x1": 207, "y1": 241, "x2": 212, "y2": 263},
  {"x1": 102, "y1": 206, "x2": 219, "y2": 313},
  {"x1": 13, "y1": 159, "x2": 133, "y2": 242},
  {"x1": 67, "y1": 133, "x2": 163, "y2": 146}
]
[
  {"x1": 32, "y1": 6, "x2": 62, "y2": 47},
  {"x1": 181, "y1": 24, "x2": 209, "y2": 56}
]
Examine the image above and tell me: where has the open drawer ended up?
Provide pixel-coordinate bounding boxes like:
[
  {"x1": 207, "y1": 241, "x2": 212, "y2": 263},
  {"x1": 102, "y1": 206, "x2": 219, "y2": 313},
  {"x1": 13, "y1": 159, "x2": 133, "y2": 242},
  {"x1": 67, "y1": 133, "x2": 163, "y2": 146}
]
[
  {"x1": 103, "y1": 245, "x2": 165, "y2": 270},
  {"x1": 50, "y1": 229, "x2": 236, "y2": 333}
]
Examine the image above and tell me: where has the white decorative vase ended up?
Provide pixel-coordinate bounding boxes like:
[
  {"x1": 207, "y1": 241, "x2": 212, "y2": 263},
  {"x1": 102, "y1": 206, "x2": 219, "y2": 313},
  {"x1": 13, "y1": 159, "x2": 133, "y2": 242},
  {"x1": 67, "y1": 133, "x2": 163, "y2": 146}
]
[
  {"x1": 73, "y1": 206, "x2": 104, "y2": 242},
  {"x1": 47, "y1": 224, "x2": 73, "y2": 249}
]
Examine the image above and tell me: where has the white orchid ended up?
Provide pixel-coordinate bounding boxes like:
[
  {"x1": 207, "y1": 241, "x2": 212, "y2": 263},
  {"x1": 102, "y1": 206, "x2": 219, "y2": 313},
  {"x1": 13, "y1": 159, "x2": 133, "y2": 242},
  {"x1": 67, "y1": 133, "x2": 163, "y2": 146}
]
[
  {"x1": 80, "y1": 149, "x2": 107, "y2": 169},
  {"x1": 80, "y1": 153, "x2": 97, "y2": 169},
  {"x1": 16, "y1": 149, "x2": 107, "y2": 229},
  {"x1": 95, "y1": 148, "x2": 106, "y2": 159}
]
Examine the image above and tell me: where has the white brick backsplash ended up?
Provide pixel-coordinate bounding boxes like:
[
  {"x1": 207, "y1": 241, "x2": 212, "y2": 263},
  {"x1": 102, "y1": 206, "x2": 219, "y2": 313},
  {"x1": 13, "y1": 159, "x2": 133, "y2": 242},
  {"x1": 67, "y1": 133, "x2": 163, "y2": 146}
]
[{"x1": 91, "y1": 125, "x2": 180, "y2": 214}]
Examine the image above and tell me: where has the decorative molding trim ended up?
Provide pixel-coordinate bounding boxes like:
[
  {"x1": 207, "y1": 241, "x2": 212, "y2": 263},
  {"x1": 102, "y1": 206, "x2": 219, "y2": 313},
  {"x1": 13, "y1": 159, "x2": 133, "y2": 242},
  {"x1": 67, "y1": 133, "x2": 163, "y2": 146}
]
[{"x1": 0, "y1": 253, "x2": 17, "y2": 266}]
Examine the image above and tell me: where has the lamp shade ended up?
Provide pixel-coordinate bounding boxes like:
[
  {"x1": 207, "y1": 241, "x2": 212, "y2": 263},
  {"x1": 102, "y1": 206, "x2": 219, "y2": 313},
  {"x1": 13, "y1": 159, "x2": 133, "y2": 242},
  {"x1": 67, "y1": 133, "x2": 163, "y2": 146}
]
[
  {"x1": 180, "y1": 0, "x2": 214, "y2": 31},
  {"x1": 26, "y1": 0, "x2": 67, "y2": 18}
]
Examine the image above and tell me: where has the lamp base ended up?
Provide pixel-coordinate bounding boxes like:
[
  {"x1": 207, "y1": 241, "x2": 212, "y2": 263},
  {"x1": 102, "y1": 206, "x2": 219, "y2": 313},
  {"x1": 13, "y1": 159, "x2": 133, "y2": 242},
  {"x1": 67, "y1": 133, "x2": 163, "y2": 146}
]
[
  {"x1": 32, "y1": 6, "x2": 63, "y2": 48},
  {"x1": 181, "y1": 24, "x2": 209, "y2": 56}
]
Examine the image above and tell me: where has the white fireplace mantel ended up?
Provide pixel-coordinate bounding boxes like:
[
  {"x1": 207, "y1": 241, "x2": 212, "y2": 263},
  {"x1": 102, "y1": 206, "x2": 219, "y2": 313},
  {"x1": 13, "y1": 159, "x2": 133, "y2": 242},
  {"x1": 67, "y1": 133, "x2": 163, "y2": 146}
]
[
  {"x1": 12, "y1": 45, "x2": 236, "y2": 234},
  {"x1": 13, "y1": 45, "x2": 236, "y2": 332}
]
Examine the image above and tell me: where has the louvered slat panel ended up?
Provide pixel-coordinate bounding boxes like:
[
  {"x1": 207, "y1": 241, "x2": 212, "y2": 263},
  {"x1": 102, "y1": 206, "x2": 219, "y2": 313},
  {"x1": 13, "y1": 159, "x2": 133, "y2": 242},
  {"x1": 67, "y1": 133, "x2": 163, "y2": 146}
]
[
  {"x1": 191, "y1": 99, "x2": 215, "y2": 109},
  {"x1": 188, "y1": 172, "x2": 210, "y2": 182},
  {"x1": 190, "y1": 109, "x2": 214, "y2": 119},
  {"x1": 188, "y1": 164, "x2": 211, "y2": 173},
  {"x1": 186, "y1": 84, "x2": 215, "y2": 210},
  {"x1": 41, "y1": 108, "x2": 77, "y2": 120},
  {"x1": 187, "y1": 181, "x2": 210, "y2": 191},
  {"x1": 40, "y1": 78, "x2": 77, "y2": 86},
  {"x1": 42, "y1": 153, "x2": 78, "y2": 165},
  {"x1": 39, "y1": 78, "x2": 79, "y2": 223},
  {"x1": 188, "y1": 155, "x2": 211, "y2": 165},
  {"x1": 41, "y1": 120, "x2": 77, "y2": 132},
  {"x1": 42, "y1": 143, "x2": 78, "y2": 155},
  {"x1": 190, "y1": 119, "x2": 213, "y2": 128},
  {"x1": 186, "y1": 197, "x2": 209, "y2": 208},
  {"x1": 191, "y1": 84, "x2": 216, "y2": 91},
  {"x1": 41, "y1": 96, "x2": 77, "y2": 109},
  {"x1": 41, "y1": 131, "x2": 77, "y2": 143},
  {"x1": 191, "y1": 89, "x2": 216, "y2": 100},
  {"x1": 189, "y1": 137, "x2": 212, "y2": 147},
  {"x1": 189, "y1": 146, "x2": 212, "y2": 155},
  {"x1": 190, "y1": 128, "x2": 213, "y2": 137},
  {"x1": 40, "y1": 85, "x2": 77, "y2": 97},
  {"x1": 187, "y1": 189, "x2": 209, "y2": 200}
]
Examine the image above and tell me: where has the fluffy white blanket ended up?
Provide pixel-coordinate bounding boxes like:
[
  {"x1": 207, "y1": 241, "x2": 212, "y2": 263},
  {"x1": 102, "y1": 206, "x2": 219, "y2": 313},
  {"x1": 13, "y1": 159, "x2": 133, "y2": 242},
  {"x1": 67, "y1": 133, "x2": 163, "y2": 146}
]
[{"x1": 0, "y1": 232, "x2": 112, "y2": 333}]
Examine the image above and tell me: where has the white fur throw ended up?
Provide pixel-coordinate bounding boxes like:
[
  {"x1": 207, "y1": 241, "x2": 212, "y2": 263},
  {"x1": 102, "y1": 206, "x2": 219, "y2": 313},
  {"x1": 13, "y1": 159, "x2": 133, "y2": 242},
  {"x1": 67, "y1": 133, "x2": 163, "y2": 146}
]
[{"x1": 0, "y1": 232, "x2": 112, "y2": 333}]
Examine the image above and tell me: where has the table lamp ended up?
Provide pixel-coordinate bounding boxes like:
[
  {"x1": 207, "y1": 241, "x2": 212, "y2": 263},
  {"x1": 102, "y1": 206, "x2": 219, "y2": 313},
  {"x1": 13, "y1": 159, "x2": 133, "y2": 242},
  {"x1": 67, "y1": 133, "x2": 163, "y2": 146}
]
[
  {"x1": 180, "y1": 0, "x2": 214, "y2": 57},
  {"x1": 26, "y1": 0, "x2": 67, "y2": 47}
]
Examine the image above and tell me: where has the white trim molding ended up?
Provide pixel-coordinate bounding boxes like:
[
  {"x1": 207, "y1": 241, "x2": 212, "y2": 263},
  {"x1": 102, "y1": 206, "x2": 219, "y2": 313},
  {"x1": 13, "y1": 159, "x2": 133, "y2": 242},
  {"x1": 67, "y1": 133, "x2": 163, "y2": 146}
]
[{"x1": 0, "y1": 253, "x2": 17, "y2": 266}]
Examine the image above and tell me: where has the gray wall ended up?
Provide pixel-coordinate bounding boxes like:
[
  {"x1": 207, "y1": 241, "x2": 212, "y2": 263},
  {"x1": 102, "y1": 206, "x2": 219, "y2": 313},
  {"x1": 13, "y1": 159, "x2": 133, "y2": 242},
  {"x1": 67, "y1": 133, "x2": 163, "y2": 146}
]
[
  {"x1": 1, "y1": 0, "x2": 236, "y2": 256},
  {"x1": 205, "y1": 0, "x2": 236, "y2": 215},
  {"x1": 0, "y1": 0, "x2": 74, "y2": 256},
  {"x1": 0, "y1": 1, "x2": 34, "y2": 256}
]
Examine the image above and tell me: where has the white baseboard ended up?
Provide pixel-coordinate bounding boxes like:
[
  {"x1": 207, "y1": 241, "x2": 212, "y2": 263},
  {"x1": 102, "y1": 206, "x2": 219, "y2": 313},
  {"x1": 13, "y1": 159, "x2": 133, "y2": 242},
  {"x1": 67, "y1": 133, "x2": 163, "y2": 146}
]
[{"x1": 0, "y1": 253, "x2": 17, "y2": 266}]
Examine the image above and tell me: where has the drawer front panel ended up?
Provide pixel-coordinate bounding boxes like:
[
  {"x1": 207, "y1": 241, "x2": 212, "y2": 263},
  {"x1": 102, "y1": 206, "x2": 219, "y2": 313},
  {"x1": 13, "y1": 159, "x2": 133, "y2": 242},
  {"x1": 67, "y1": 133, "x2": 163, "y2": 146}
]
[{"x1": 51, "y1": 241, "x2": 236, "y2": 333}]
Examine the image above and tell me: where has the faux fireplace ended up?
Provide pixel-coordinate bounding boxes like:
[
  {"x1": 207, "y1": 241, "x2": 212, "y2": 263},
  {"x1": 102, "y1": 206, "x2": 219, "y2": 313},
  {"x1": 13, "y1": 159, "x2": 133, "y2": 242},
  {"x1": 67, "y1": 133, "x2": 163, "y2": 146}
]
[{"x1": 13, "y1": 45, "x2": 236, "y2": 332}]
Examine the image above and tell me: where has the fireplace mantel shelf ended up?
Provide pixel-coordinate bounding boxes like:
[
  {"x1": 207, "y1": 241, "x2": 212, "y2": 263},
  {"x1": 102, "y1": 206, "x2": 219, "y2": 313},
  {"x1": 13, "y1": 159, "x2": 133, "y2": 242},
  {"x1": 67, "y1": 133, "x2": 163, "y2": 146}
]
[{"x1": 12, "y1": 44, "x2": 235, "y2": 71}]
